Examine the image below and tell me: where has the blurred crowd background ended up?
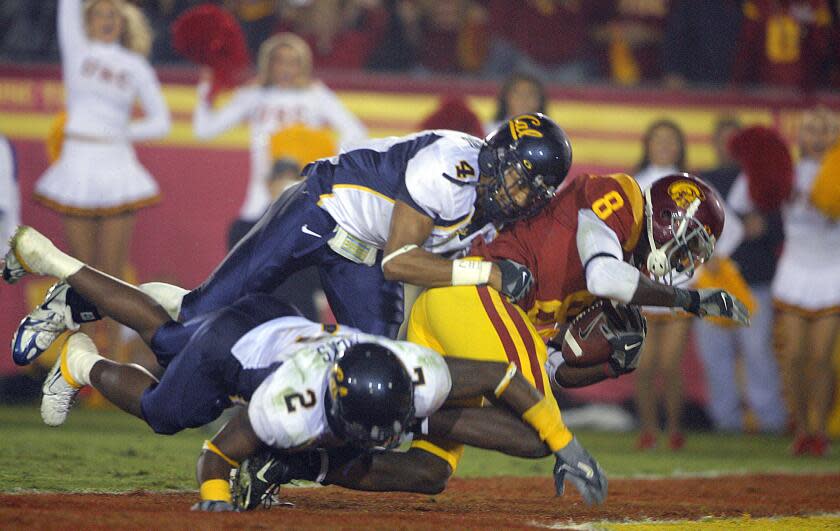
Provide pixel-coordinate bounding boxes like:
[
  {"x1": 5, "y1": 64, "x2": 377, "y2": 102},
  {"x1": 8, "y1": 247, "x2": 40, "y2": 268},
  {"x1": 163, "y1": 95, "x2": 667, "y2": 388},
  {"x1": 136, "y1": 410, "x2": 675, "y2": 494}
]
[
  {"x1": 1, "y1": 0, "x2": 839, "y2": 456},
  {"x1": 2, "y1": 0, "x2": 839, "y2": 90}
]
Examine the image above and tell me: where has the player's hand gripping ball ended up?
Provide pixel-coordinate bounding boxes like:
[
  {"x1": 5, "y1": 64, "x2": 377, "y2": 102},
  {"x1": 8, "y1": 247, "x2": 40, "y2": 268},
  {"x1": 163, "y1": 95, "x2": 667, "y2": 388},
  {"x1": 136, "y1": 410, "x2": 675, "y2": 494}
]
[{"x1": 550, "y1": 299, "x2": 646, "y2": 372}]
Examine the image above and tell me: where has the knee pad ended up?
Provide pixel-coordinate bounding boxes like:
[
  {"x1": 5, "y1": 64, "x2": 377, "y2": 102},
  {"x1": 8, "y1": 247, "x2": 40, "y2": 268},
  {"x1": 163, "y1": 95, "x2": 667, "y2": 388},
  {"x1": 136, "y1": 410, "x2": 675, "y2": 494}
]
[{"x1": 140, "y1": 282, "x2": 188, "y2": 320}]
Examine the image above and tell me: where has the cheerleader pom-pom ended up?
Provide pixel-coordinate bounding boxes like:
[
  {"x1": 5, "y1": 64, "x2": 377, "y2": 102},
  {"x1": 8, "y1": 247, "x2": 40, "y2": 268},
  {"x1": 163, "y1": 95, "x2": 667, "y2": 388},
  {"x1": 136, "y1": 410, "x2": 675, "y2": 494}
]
[
  {"x1": 727, "y1": 126, "x2": 793, "y2": 212},
  {"x1": 419, "y1": 97, "x2": 484, "y2": 138},
  {"x1": 810, "y1": 141, "x2": 840, "y2": 220},
  {"x1": 171, "y1": 4, "x2": 250, "y2": 92},
  {"x1": 45, "y1": 112, "x2": 67, "y2": 164}
]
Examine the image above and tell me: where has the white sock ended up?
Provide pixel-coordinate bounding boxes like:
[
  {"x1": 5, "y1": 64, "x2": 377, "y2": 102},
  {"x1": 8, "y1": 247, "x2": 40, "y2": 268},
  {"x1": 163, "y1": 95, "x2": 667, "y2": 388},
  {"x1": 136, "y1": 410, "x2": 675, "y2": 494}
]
[
  {"x1": 139, "y1": 282, "x2": 188, "y2": 320},
  {"x1": 16, "y1": 226, "x2": 83, "y2": 279},
  {"x1": 65, "y1": 333, "x2": 104, "y2": 387}
]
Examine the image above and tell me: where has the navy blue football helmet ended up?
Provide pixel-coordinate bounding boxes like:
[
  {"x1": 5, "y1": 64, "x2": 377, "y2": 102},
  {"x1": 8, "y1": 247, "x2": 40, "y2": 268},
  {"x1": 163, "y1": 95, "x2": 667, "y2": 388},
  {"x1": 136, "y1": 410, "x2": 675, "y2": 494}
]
[
  {"x1": 477, "y1": 113, "x2": 573, "y2": 224},
  {"x1": 326, "y1": 342, "x2": 415, "y2": 449}
]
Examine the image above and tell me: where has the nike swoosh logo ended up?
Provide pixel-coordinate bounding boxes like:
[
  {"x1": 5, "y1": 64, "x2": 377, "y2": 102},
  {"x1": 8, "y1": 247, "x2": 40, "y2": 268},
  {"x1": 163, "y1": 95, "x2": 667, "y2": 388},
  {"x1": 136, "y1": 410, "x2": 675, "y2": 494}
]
[
  {"x1": 301, "y1": 225, "x2": 322, "y2": 238},
  {"x1": 624, "y1": 342, "x2": 641, "y2": 351},
  {"x1": 256, "y1": 459, "x2": 276, "y2": 483},
  {"x1": 578, "y1": 316, "x2": 600, "y2": 340}
]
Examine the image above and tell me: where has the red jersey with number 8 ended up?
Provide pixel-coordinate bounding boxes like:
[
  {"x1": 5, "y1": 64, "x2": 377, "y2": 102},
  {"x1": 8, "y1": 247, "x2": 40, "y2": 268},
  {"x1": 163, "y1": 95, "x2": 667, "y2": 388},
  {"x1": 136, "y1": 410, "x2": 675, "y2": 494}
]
[{"x1": 472, "y1": 173, "x2": 645, "y2": 334}]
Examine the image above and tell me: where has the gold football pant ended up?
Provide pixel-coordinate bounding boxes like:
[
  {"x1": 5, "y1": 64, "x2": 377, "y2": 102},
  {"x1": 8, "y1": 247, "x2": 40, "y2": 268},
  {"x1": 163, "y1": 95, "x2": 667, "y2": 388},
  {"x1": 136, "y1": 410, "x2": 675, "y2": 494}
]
[{"x1": 407, "y1": 285, "x2": 559, "y2": 470}]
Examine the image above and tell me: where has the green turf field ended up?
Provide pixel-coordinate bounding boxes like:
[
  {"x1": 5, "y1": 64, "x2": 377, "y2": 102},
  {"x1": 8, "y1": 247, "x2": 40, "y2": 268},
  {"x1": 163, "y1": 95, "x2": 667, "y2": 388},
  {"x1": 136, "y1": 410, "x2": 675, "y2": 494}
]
[{"x1": 0, "y1": 405, "x2": 837, "y2": 492}]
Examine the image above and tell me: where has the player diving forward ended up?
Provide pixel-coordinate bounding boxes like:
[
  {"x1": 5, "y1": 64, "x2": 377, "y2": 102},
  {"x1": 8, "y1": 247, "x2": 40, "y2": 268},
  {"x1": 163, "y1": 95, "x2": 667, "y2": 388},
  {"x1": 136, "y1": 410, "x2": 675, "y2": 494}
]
[
  {"x1": 4, "y1": 225, "x2": 607, "y2": 510},
  {"x1": 6, "y1": 114, "x2": 573, "y2": 367},
  {"x1": 232, "y1": 173, "x2": 749, "y2": 505}
]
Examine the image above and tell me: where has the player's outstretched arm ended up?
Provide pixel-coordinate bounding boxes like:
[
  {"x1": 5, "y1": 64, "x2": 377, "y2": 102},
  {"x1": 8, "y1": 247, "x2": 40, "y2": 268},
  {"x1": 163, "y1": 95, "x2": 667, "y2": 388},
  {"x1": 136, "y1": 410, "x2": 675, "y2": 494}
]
[
  {"x1": 194, "y1": 407, "x2": 263, "y2": 512},
  {"x1": 629, "y1": 274, "x2": 750, "y2": 326},
  {"x1": 382, "y1": 202, "x2": 532, "y2": 300}
]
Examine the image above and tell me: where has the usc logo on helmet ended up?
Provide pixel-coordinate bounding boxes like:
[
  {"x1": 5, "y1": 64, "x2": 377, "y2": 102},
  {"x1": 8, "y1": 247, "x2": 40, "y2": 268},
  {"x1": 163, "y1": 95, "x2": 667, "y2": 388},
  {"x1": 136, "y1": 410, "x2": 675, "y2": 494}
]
[
  {"x1": 667, "y1": 180, "x2": 705, "y2": 209},
  {"x1": 509, "y1": 114, "x2": 545, "y2": 140}
]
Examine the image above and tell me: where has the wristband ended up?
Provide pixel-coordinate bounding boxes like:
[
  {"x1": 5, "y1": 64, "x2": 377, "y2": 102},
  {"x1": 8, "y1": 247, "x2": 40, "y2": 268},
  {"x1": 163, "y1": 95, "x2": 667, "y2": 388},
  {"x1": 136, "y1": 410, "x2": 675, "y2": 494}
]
[
  {"x1": 452, "y1": 259, "x2": 493, "y2": 286},
  {"x1": 199, "y1": 479, "x2": 232, "y2": 503}
]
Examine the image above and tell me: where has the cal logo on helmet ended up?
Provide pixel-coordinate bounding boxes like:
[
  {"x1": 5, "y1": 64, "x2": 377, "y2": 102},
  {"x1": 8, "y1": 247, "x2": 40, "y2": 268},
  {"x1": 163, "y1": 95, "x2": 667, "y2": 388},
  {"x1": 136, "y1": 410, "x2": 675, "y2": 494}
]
[
  {"x1": 508, "y1": 114, "x2": 545, "y2": 140},
  {"x1": 667, "y1": 180, "x2": 705, "y2": 209}
]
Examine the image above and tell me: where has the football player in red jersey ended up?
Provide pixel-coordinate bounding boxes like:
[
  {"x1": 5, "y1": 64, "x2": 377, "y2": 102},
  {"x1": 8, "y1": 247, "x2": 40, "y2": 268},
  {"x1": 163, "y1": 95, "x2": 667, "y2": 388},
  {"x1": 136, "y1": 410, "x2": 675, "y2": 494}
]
[{"x1": 230, "y1": 172, "x2": 748, "y2": 508}]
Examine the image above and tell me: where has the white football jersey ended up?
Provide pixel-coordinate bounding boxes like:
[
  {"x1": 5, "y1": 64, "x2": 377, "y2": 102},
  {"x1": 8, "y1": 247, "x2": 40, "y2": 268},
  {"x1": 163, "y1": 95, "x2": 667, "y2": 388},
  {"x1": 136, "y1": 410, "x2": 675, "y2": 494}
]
[
  {"x1": 305, "y1": 130, "x2": 497, "y2": 259},
  {"x1": 242, "y1": 317, "x2": 452, "y2": 450}
]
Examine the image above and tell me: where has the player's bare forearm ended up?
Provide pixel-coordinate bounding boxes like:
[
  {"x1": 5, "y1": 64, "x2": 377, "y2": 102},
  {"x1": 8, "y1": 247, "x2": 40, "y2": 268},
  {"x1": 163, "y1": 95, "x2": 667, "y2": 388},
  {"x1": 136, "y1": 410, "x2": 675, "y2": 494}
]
[
  {"x1": 324, "y1": 448, "x2": 450, "y2": 494},
  {"x1": 428, "y1": 407, "x2": 549, "y2": 458},
  {"x1": 553, "y1": 363, "x2": 614, "y2": 388},
  {"x1": 629, "y1": 274, "x2": 682, "y2": 308}
]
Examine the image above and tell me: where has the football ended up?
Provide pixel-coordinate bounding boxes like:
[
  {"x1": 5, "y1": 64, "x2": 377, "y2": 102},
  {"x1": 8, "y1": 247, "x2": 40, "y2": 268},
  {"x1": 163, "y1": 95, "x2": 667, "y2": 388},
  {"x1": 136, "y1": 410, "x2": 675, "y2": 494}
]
[{"x1": 555, "y1": 299, "x2": 614, "y2": 367}]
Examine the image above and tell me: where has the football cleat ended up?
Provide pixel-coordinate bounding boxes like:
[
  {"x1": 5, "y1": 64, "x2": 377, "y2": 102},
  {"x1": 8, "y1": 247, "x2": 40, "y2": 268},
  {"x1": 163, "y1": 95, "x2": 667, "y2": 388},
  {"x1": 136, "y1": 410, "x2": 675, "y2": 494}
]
[
  {"x1": 12, "y1": 281, "x2": 79, "y2": 366},
  {"x1": 2, "y1": 249, "x2": 27, "y2": 284},
  {"x1": 41, "y1": 333, "x2": 89, "y2": 426},
  {"x1": 231, "y1": 449, "x2": 321, "y2": 511}
]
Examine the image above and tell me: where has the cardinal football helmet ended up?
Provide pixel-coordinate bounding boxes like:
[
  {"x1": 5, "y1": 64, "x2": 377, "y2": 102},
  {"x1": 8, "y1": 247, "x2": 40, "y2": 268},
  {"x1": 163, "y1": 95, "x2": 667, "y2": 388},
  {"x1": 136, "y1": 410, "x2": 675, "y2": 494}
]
[
  {"x1": 643, "y1": 173, "x2": 725, "y2": 284},
  {"x1": 326, "y1": 342, "x2": 415, "y2": 449},
  {"x1": 477, "y1": 113, "x2": 573, "y2": 224}
]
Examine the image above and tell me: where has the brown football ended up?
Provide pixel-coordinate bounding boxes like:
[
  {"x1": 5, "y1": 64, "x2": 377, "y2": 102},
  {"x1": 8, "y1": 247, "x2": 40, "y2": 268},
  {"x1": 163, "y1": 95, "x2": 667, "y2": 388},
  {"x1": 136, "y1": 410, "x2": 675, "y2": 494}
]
[{"x1": 556, "y1": 299, "x2": 614, "y2": 367}]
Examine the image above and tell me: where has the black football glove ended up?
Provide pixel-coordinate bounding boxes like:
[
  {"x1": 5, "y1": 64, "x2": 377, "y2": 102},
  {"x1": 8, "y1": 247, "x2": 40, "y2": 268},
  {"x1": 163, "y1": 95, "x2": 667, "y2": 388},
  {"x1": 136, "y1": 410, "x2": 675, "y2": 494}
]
[
  {"x1": 553, "y1": 437, "x2": 608, "y2": 505},
  {"x1": 679, "y1": 288, "x2": 750, "y2": 326},
  {"x1": 495, "y1": 259, "x2": 533, "y2": 302},
  {"x1": 603, "y1": 303, "x2": 646, "y2": 376},
  {"x1": 191, "y1": 500, "x2": 237, "y2": 512}
]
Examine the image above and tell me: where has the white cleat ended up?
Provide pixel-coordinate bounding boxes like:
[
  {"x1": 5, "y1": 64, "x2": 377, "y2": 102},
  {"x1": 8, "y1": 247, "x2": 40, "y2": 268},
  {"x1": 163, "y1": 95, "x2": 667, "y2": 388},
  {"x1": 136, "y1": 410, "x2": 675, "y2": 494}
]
[
  {"x1": 12, "y1": 281, "x2": 79, "y2": 366},
  {"x1": 41, "y1": 333, "x2": 92, "y2": 426},
  {"x1": 2, "y1": 249, "x2": 26, "y2": 284}
]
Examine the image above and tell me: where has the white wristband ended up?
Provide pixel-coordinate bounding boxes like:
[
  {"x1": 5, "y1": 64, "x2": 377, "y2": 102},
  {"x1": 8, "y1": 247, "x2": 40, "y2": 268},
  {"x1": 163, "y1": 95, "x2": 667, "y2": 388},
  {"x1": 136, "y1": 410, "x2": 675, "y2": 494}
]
[{"x1": 451, "y1": 259, "x2": 493, "y2": 286}]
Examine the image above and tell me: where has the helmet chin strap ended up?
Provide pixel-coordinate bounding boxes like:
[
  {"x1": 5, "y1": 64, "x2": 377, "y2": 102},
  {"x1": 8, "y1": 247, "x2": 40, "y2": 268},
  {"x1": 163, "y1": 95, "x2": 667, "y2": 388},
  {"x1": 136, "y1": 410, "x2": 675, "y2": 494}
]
[
  {"x1": 644, "y1": 187, "x2": 669, "y2": 278},
  {"x1": 645, "y1": 190, "x2": 703, "y2": 281}
]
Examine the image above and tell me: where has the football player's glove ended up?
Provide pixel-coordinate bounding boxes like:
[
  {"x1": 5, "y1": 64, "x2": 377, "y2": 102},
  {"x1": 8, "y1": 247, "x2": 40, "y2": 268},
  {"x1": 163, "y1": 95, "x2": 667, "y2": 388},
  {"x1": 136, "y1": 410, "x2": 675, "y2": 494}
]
[
  {"x1": 553, "y1": 437, "x2": 608, "y2": 505},
  {"x1": 191, "y1": 500, "x2": 236, "y2": 512},
  {"x1": 495, "y1": 259, "x2": 533, "y2": 302},
  {"x1": 603, "y1": 303, "x2": 646, "y2": 376},
  {"x1": 680, "y1": 288, "x2": 750, "y2": 326}
]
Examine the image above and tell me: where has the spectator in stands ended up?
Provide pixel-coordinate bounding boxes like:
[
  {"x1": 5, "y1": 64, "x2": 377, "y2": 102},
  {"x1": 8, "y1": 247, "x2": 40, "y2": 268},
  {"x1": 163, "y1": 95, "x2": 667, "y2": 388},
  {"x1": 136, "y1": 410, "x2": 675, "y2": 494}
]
[
  {"x1": 227, "y1": 0, "x2": 279, "y2": 57},
  {"x1": 0, "y1": 135, "x2": 19, "y2": 256},
  {"x1": 274, "y1": 0, "x2": 389, "y2": 70},
  {"x1": 771, "y1": 108, "x2": 840, "y2": 456},
  {"x1": 483, "y1": 0, "x2": 603, "y2": 82},
  {"x1": 591, "y1": 0, "x2": 671, "y2": 85},
  {"x1": 34, "y1": 0, "x2": 170, "y2": 351},
  {"x1": 418, "y1": 96, "x2": 483, "y2": 138},
  {"x1": 484, "y1": 72, "x2": 546, "y2": 135},
  {"x1": 632, "y1": 119, "x2": 692, "y2": 450},
  {"x1": 193, "y1": 32, "x2": 367, "y2": 243},
  {"x1": 694, "y1": 117, "x2": 787, "y2": 434},
  {"x1": 662, "y1": 0, "x2": 743, "y2": 88},
  {"x1": 0, "y1": 0, "x2": 59, "y2": 61},
  {"x1": 732, "y1": 0, "x2": 835, "y2": 90}
]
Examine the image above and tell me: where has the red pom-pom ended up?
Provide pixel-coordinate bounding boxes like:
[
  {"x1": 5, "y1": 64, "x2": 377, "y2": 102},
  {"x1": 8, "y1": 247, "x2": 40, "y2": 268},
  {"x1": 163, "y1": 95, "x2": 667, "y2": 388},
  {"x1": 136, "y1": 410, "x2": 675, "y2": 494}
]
[
  {"x1": 171, "y1": 4, "x2": 250, "y2": 94},
  {"x1": 727, "y1": 126, "x2": 793, "y2": 212},
  {"x1": 419, "y1": 97, "x2": 484, "y2": 138}
]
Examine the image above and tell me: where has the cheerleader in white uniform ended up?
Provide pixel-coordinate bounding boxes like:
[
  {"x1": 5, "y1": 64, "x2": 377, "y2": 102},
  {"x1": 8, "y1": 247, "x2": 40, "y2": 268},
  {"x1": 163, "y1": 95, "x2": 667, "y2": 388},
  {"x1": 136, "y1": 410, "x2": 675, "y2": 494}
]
[
  {"x1": 632, "y1": 119, "x2": 693, "y2": 451},
  {"x1": 771, "y1": 109, "x2": 840, "y2": 456},
  {"x1": 193, "y1": 32, "x2": 367, "y2": 228},
  {"x1": 35, "y1": 0, "x2": 170, "y2": 277}
]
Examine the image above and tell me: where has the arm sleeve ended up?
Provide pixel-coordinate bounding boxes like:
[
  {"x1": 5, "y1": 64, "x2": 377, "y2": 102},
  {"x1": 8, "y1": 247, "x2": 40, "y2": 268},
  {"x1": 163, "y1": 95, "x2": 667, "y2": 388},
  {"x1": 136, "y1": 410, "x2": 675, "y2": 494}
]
[
  {"x1": 128, "y1": 62, "x2": 171, "y2": 141},
  {"x1": 58, "y1": 0, "x2": 87, "y2": 58},
  {"x1": 577, "y1": 209, "x2": 641, "y2": 303},
  {"x1": 0, "y1": 137, "x2": 19, "y2": 256},
  {"x1": 712, "y1": 202, "x2": 745, "y2": 258},
  {"x1": 317, "y1": 84, "x2": 367, "y2": 149},
  {"x1": 192, "y1": 82, "x2": 255, "y2": 139}
]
